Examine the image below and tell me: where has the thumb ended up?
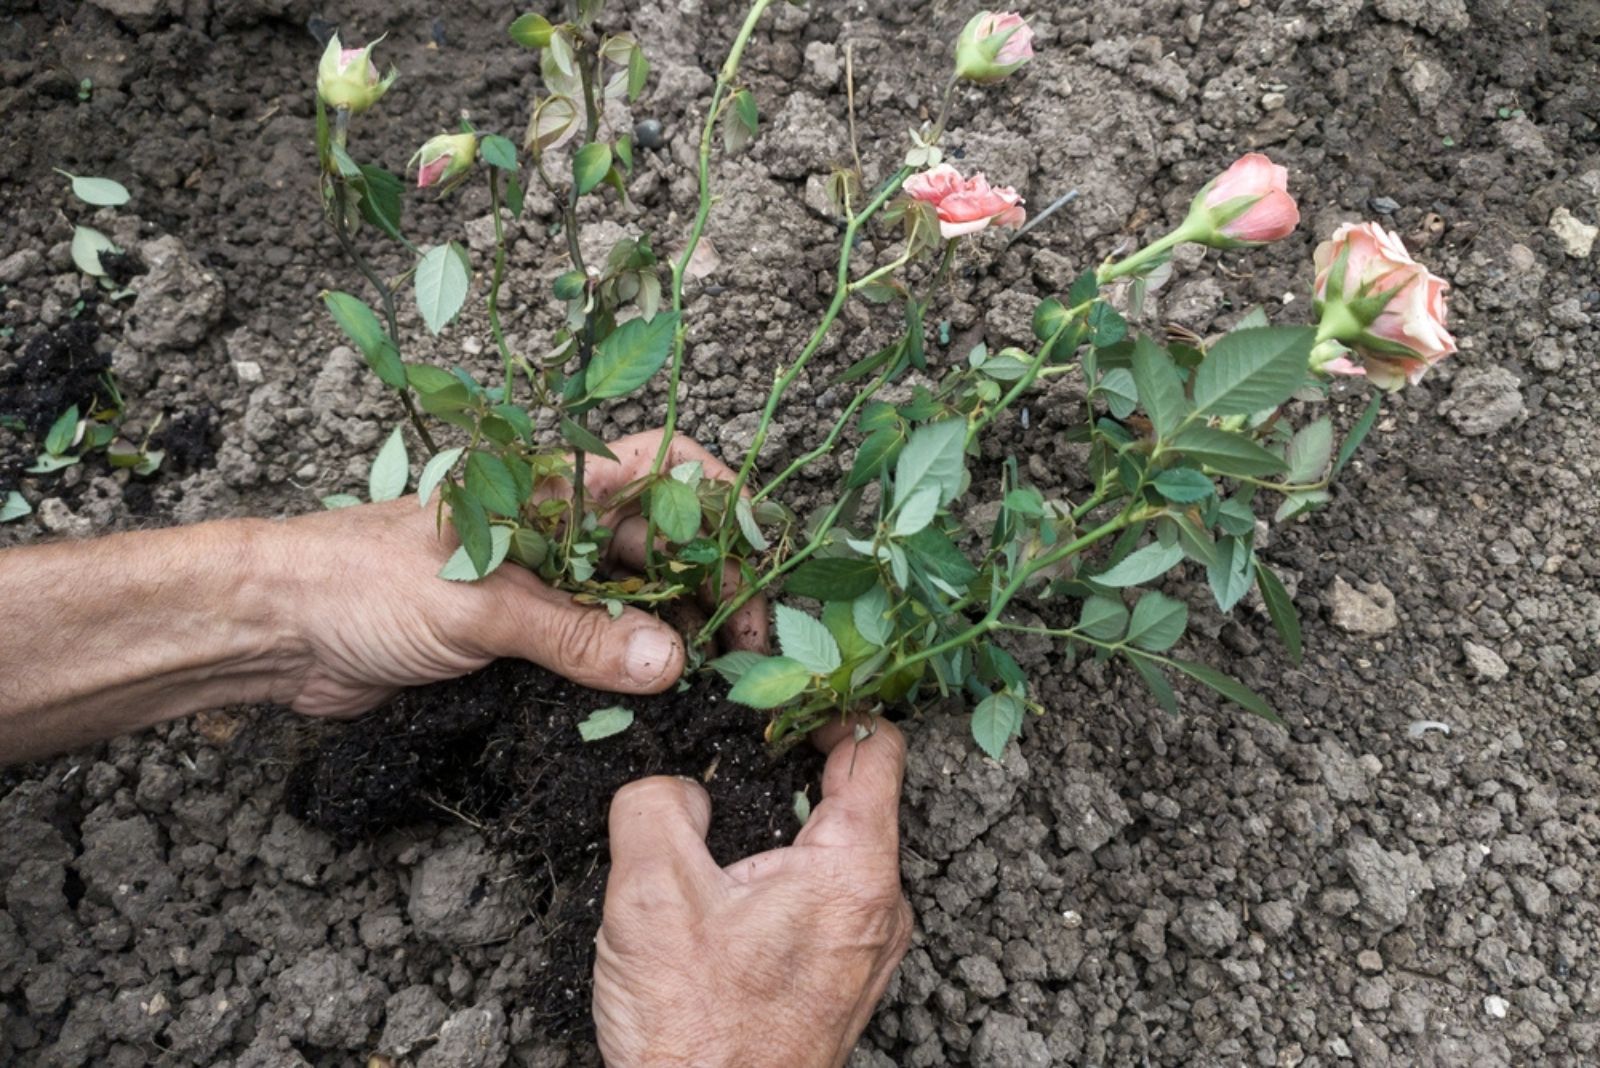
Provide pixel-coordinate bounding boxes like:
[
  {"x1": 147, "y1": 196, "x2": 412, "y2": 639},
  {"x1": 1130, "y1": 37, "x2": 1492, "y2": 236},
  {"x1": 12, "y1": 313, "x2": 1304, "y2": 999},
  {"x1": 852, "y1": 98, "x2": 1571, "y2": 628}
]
[{"x1": 488, "y1": 570, "x2": 686, "y2": 693}]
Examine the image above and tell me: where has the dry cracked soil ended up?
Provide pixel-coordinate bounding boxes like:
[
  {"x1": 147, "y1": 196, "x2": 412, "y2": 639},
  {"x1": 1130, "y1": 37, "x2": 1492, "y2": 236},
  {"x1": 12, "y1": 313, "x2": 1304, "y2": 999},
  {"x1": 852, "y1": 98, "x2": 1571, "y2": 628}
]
[{"x1": 2, "y1": 0, "x2": 1599, "y2": 1065}]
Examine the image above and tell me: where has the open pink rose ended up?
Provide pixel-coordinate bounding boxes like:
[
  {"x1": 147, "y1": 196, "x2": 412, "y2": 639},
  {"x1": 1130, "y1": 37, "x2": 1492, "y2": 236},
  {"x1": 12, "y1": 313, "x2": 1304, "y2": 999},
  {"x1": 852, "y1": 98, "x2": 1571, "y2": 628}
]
[
  {"x1": 904, "y1": 165, "x2": 1026, "y2": 239},
  {"x1": 1313, "y1": 222, "x2": 1456, "y2": 389}
]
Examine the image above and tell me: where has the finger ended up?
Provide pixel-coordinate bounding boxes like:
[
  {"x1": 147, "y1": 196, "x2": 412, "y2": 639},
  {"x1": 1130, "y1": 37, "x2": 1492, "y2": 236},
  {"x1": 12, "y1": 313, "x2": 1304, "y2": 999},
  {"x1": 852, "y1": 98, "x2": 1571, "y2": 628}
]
[
  {"x1": 795, "y1": 718, "x2": 907, "y2": 850},
  {"x1": 486, "y1": 568, "x2": 686, "y2": 693},
  {"x1": 606, "y1": 776, "x2": 724, "y2": 901}
]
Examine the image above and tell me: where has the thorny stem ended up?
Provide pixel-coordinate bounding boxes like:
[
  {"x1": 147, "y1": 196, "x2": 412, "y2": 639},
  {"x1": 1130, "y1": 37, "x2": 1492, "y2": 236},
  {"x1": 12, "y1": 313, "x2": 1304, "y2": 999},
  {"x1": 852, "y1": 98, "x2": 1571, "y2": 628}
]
[
  {"x1": 711, "y1": 168, "x2": 914, "y2": 543},
  {"x1": 486, "y1": 170, "x2": 517, "y2": 405},
  {"x1": 656, "y1": 0, "x2": 779, "y2": 468},
  {"x1": 561, "y1": 45, "x2": 606, "y2": 565},
  {"x1": 1096, "y1": 223, "x2": 1195, "y2": 284},
  {"x1": 327, "y1": 110, "x2": 438, "y2": 456}
]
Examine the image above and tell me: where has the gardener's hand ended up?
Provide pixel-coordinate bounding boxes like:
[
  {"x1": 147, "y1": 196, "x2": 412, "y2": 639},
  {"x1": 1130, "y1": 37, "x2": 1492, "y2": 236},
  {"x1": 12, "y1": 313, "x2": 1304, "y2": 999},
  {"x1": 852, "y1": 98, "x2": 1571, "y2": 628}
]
[
  {"x1": 594, "y1": 719, "x2": 912, "y2": 1068},
  {"x1": 281, "y1": 429, "x2": 768, "y2": 717}
]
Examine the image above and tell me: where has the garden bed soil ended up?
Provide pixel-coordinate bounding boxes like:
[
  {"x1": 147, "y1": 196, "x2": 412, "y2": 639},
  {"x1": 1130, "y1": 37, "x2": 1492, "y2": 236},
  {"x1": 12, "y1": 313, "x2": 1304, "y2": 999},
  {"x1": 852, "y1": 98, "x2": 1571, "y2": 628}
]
[{"x1": 3, "y1": 0, "x2": 1600, "y2": 1065}]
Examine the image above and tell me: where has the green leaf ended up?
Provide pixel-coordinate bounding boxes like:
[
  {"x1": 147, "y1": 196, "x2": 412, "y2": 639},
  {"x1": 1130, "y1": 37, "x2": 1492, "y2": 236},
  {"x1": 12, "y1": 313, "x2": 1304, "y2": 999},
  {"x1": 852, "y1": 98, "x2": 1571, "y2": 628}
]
[
  {"x1": 971, "y1": 692, "x2": 1024, "y2": 760},
  {"x1": 1169, "y1": 658, "x2": 1281, "y2": 724},
  {"x1": 727, "y1": 656, "x2": 812, "y2": 709},
  {"x1": 1332, "y1": 392, "x2": 1383, "y2": 478},
  {"x1": 493, "y1": 404, "x2": 535, "y2": 443},
  {"x1": 439, "y1": 523, "x2": 512, "y2": 581},
  {"x1": 1207, "y1": 536, "x2": 1253, "y2": 612},
  {"x1": 323, "y1": 291, "x2": 405, "y2": 389},
  {"x1": 1274, "y1": 488, "x2": 1331, "y2": 523},
  {"x1": 1131, "y1": 336, "x2": 1187, "y2": 438},
  {"x1": 893, "y1": 484, "x2": 940, "y2": 537},
  {"x1": 627, "y1": 46, "x2": 650, "y2": 99},
  {"x1": 1285, "y1": 417, "x2": 1334, "y2": 483},
  {"x1": 480, "y1": 134, "x2": 518, "y2": 171},
  {"x1": 1094, "y1": 541, "x2": 1185, "y2": 588},
  {"x1": 793, "y1": 790, "x2": 811, "y2": 825},
  {"x1": 708, "y1": 650, "x2": 767, "y2": 686},
  {"x1": 505, "y1": 174, "x2": 526, "y2": 218},
  {"x1": 585, "y1": 311, "x2": 679, "y2": 399},
  {"x1": 733, "y1": 89, "x2": 759, "y2": 135},
  {"x1": 1097, "y1": 367, "x2": 1138, "y2": 420},
  {"x1": 368, "y1": 426, "x2": 409, "y2": 502},
  {"x1": 70, "y1": 225, "x2": 115, "y2": 276},
  {"x1": 1171, "y1": 427, "x2": 1288, "y2": 477},
  {"x1": 1191, "y1": 326, "x2": 1315, "y2": 417},
  {"x1": 1126, "y1": 652, "x2": 1178, "y2": 714},
  {"x1": 847, "y1": 426, "x2": 905, "y2": 489},
  {"x1": 1152, "y1": 468, "x2": 1215, "y2": 504},
  {"x1": 321, "y1": 493, "x2": 362, "y2": 510},
  {"x1": 445, "y1": 486, "x2": 493, "y2": 577},
  {"x1": 1255, "y1": 561, "x2": 1302, "y2": 663},
  {"x1": 1089, "y1": 303, "x2": 1127, "y2": 346},
  {"x1": 775, "y1": 604, "x2": 842, "y2": 676},
  {"x1": 904, "y1": 528, "x2": 978, "y2": 588},
  {"x1": 1126, "y1": 591, "x2": 1187, "y2": 652},
  {"x1": 417, "y1": 446, "x2": 464, "y2": 508},
  {"x1": 735, "y1": 498, "x2": 770, "y2": 552},
  {"x1": 44, "y1": 405, "x2": 79, "y2": 456},
  {"x1": 851, "y1": 586, "x2": 892, "y2": 646},
  {"x1": 59, "y1": 171, "x2": 130, "y2": 207},
  {"x1": 650, "y1": 477, "x2": 701, "y2": 543},
  {"x1": 407, "y1": 364, "x2": 459, "y2": 394},
  {"x1": 508, "y1": 527, "x2": 548, "y2": 568},
  {"x1": 893, "y1": 419, "x2": 967, "y2": 509},
  {"x1": 578, "y1": 705, "x2": 634, "y2": 742},
  {"x1": 357, "y1": 164, "x2": 405, "y2": 242},
  {"x1": 1032, "y1": 297, "x2": 1068, "y2": 341},
  {"x1": 1078, "y1": 595, "x2": 1129, "y2": 641},
  {"x1": 465, "y1": 451, "x2": 525, "y2": 517},
  {"x1": 574, "y1": 142, "x2": 612, "y2": 195},
  {"x1": 508, "y1": 12, "x2": 555, "y2": 47},
  {"x1": 559, "y1": 417, "x2": 620, "y2": 462},
  {"x1": 785, "y1": 556, "x2": 879, "y2": 602},
  {"x1": 415, "y1": 243, "x2": 472, "y2": 335},
  {"x1": 0, "y1": 491, "x2": 30, "y2": 523}
]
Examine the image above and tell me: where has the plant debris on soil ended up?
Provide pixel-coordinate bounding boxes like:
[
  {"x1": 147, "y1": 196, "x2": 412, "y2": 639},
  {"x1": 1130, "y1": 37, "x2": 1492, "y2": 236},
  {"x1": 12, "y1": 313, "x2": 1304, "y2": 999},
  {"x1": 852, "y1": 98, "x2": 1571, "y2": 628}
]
[{"x1": 285, "y1": 659, "x2": 821, "y2": 1038}]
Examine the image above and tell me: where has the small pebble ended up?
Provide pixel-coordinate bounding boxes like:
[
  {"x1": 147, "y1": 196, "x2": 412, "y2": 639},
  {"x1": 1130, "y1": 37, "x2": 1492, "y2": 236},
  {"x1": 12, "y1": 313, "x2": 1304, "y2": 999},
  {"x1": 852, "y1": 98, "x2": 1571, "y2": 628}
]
[
  {"x1": 634, "y1": 118, "x2": 665, "y2": 150},
  {"x1": 1484, "y1": 995, "x2": 1508, "y2": 1019},
  {"x1": 1369, "y1": 196, "x2": 1400, "y2": 215}
]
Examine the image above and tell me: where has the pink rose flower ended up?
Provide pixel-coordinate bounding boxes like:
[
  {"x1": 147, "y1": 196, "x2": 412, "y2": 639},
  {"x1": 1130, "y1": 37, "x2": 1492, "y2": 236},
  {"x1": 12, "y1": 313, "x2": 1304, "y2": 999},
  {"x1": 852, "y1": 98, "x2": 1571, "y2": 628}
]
[
  {"x1": 904, "y1": 165, "x2": 1026, "y2": 239},
  {"x1": 1201, "y1": 153, "x2": 1300, "y2": 245},
  {"x1": 1312, "y1": 222, "x2": 1456, "y2": 390},
  {"x1": 316, "y1": 34, "x2": 396, "y2": 114},
  {"x1": 411, "y1": 133, "x2": 479, "y2": 190},
  {"x1": 955, "y1": 11, "x2": 1035, "y2": 84}
]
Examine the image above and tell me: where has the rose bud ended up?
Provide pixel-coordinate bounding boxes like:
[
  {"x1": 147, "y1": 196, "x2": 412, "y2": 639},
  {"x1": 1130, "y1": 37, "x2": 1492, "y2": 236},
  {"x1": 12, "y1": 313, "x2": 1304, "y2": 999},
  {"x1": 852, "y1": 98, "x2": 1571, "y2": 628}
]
[
  {"x1": 411, "y1": 133, "x2": 479, "y2": 190},
  {"x1": 954, "y1": 11, "x2": 1035, "y2": 85},
  {"x1": 1179, "y1": 153, "x2": 1299, "y2": 247},
  {"x1": 317, "y1": 34, "x2": 397, "y2": 114},
  {"x1": 904, "y1": 164, "x2": 1026, "y2": 239},
  {"x1": 1310, "y1": 221, "x2": 1456, "y2": 390}
]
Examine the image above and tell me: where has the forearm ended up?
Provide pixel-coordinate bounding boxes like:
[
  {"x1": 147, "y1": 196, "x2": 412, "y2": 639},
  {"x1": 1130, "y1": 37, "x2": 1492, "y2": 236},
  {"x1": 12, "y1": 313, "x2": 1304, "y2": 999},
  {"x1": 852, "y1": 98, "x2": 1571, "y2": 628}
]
[{"x1": 0, "y1": 519, "x2": 308, "y2": 763}]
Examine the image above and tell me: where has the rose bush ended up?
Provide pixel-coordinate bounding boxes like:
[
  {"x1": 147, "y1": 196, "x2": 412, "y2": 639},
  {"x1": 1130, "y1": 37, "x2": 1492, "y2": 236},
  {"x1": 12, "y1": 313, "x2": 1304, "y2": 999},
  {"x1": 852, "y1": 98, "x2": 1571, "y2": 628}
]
[{"x1": 311, "y1": 2, "x2": 1456, "y2": 757}]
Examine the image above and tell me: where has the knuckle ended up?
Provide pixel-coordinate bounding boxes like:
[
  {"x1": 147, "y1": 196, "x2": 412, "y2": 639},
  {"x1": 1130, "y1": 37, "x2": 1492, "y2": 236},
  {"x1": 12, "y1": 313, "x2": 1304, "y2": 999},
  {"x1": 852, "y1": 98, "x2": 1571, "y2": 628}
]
[{"x1": 552, "y1": 607, "x2": 609, "y2": 672}]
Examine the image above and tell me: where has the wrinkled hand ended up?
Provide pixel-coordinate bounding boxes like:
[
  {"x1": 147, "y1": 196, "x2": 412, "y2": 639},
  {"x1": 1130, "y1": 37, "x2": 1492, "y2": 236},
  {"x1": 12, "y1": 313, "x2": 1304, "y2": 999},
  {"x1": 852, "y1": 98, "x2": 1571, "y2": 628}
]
[
  {"x1": 594, "y1": 720, "x2": 913, "y2": 1068},
  {"x1": 271, "y1": 429, "x2": 767, "y2": 717}
]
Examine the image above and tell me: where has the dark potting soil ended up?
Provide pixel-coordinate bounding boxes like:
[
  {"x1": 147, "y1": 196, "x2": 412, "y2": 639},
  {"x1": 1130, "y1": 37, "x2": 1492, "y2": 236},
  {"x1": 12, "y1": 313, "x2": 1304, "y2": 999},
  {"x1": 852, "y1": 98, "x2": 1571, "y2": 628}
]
[
  {"x1": 285, "y1": 657, "x2": 822, "y2": 1037},
  {"x1": 0, "y1": 301, "x2": 108, "y2": 439}
]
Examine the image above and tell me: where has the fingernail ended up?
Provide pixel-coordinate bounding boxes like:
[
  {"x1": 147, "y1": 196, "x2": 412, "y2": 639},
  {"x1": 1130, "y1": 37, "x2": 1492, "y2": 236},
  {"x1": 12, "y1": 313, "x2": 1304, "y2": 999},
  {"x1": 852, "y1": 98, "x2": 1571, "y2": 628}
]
[{"x1": 625, "y1": 628, "x2": 677, "y2": 686}]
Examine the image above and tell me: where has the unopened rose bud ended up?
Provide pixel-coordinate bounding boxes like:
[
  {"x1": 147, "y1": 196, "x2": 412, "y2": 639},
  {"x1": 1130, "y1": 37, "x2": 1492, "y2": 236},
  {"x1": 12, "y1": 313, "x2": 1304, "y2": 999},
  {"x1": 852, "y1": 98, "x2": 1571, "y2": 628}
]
[
  {"x1": 954, "y1": 11, "x2": 1035, "y2": 85},
  {"x1": 1180, "y1": 153, "x2": 1299, "y2": 248},
  {"x1": 317, "y1": 34, "x2": 397, "y2": 114},
  {"x1": 411, "y1": 133, "x2": 478, "y2": 189},
  {"x1": 904, "y1": 164, "x2": 1026, "y2": 239},
  {"x1": 1310, "y1": 221, "x2": 1456, "y2": 390}
]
